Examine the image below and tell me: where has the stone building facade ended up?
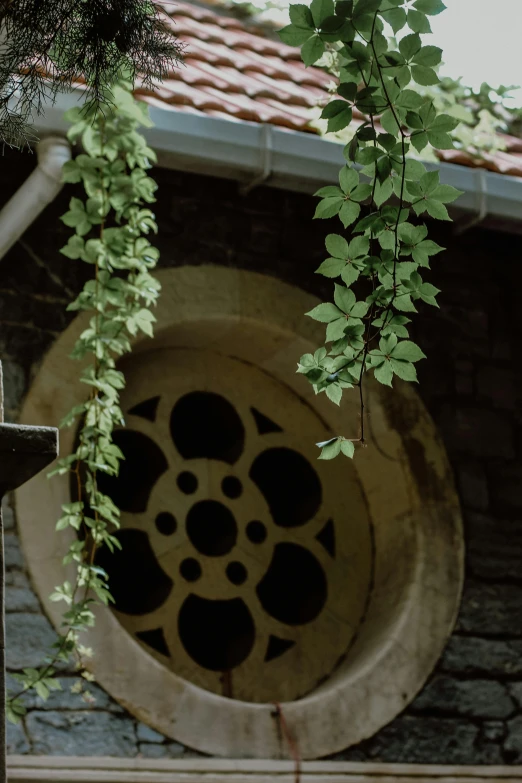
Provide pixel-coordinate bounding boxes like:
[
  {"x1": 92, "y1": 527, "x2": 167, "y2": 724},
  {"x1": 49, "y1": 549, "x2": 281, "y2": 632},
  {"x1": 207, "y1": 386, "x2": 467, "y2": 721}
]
[{"x1": 2, "y1": 146, "x2": 522, "y2": 764}]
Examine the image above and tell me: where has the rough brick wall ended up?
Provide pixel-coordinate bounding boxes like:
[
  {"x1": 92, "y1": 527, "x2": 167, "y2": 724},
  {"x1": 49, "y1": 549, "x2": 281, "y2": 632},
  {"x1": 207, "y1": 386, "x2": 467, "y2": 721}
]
[{"x1": 2, "y1": 150, "x2": 522, "y2": 762}]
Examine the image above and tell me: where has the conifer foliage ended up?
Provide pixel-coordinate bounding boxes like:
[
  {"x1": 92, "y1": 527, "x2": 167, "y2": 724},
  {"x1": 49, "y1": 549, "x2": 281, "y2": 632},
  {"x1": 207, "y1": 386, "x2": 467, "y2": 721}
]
[{"x1": 0, "y1": 0, "x2": 183, "y2": 146}]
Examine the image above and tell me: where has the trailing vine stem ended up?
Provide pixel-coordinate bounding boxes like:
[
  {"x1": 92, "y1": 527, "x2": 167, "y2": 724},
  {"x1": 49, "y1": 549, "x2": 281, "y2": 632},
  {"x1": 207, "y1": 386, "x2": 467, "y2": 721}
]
[
  {"x1": 279, "y1": 0, "x2": 462, "y2": 460},
  {"x1": 7, "y1": 80, "x2": 162, "y2": 721}
]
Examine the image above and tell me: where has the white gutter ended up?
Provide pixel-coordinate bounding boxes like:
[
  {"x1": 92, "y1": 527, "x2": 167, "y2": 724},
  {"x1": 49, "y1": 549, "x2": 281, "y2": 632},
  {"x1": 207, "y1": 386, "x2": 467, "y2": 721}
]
[
  {"x1": 0, "y1": 135, "x2": 72, "y2": 260},
  {"x1": 22, "y1": 89, "x2": 522, "y2": 230}
]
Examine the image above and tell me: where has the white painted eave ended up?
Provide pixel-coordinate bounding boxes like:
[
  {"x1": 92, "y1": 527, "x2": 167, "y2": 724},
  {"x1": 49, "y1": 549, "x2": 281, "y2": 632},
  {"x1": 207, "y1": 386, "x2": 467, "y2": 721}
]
[{"x1": 34, "y1": 91, "x2": 522, "y2": 229}]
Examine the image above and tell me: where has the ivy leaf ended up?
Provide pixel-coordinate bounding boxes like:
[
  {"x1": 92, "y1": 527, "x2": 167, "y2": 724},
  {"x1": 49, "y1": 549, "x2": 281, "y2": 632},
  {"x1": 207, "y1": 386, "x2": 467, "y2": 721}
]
[
  {"x1": 311, "y1": 0, "x2": 335, "y2": 26},
  {"x1": 326, "y1": 384, "x2": 342, "y2": 405},
  {"x1": 394, "y1": 293, "x2": 417, "y2": 312},
  {"x1": 314, "y1": 197, "x2": 344, "y2": 219},
  {"x1": 380, "y1": 108, "x2": 401, "y2": 136},
  {"x1": 430, "y1": 113, "x2": 460, "y2": 132},
  {"x1": 431, "y1": 184, "x2": 463, "y2": 203},
  {"x1": 350, "y1": 184, "x2": 372, "y2": 202},
  {"x1": 374, "y1": 178, "x2": 393, "y2": 207},
  {"x1": 326, "y1": 233, "x2": 349, "y2": 258},
  {"x1": 348, "y1": 236, "x2": 370, "y2": 257},
  {"x1": 413, "y1": 0, "x2": 446, "y2": 14},
  {"x1": 321, "y1": 99, "x2": 349, "y2": 119},
  {"x1": 318, "y1": 438, "x2": 342, "y2": 460},
  {"x1": 341, "y1": 263, "x2": 362, "y2": 285},
  {"x1": 427, "y1": 130, "x2": 453, "y2": 148},
  {"x1": 356, "y1": 147, "x2": 382, "y2": 165},
  {"x1": 306, "y1": 303, "x2": 344, "y2": 322},
  {"x1": 425, "y1": 200, "x2": 451, "y2": 220},
  {"x1": 390, "y1": 358, "x2": 418, "y2": 381},
  {"x1": 404, "y1": 159, "x2": 427, "y2": 179},
  {"x1": 339, "y1": 166, "x2": 359, "y2": 194},
  {"x1": 390, "y1": 340, "x2": 426, "y2": 362},
  {"x1": 315, "y1": 186, "x2": 344, "y2": 197},
  {"x1": 374, "y1": 361, "x2": 393, "y2": 386},
  {"x1": 334, "y1": 283, "x2": 355, "y2": 313},
  {"x1": 302, "y1": 35, "x2": 325, "y2": 65},
  {"x1": 60, "y1": 235, "x2": 85, "y2": 260},
  {"x1": 382, "y1": 6, "x2": 407, "y2": 33},
  {"x1": 326, "y1": 317, "x2": 348, "y2": 342},
  {"x1": 396, "y1": 89, "x2": 424, "y2": 110},
  {"x1": 316, "y1": 258, "x2": 345, "y2": 277},
  {"x1": 412, "y1": 238, "x2": 444, "y2": 266},
  {"x1": 289, "y1": 4, "x2": 315, "y2": 27},
  {"x1": 412, "y1": 45, "x2": 442, "y2": 67},
  {"x1": 340, "y1": 440, "x2": 355, "y2": 458},
  {"x1": 339, "y1": 200, "x2": 361, "y2": 227},
  {"x1": 411, "y1": 65, "x2": 439, "y2": 85},
  {"x1": 278, "y1": 25, "x2": 314, "y2": 45},
  {"x1": 410, "y1": 130, "x2": 429, "y2": 152},
  {"x1": 399, "y1": 33, "x2": 421, "y2": 61},
  {"x1": 338, "y1": 82, "x2": 358, "y2": 101},
  {"x1": 407, "y1": 9, "x2": 431, "y2": 32},
  {"x1": 418, "y1": 282, "x2": 441, "y2": 306},
  {"x1": 328, "y1": 107, "x2": 353, "y2": 132}
]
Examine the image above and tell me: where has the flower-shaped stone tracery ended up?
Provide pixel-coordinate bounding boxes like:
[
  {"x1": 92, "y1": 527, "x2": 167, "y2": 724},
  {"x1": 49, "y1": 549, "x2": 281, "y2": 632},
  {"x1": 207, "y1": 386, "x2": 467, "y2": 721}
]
[{"x1": 94, "y1": 349, "x2": 373, "y2": 703}]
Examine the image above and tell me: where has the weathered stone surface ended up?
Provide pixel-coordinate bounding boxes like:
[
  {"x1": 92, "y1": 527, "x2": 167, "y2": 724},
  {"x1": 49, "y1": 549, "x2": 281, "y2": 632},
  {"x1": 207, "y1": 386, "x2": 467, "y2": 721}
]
[
  {"x1": 166, "y1": 742, "x2": 186, "y2": 758},
  {"x1": 6, "y1": 570, "x2": 32, "y2": 588},
  {"x1": 18, "y1": 677, "x2": 124, "y2": 713},
  {"x1": 508, "y1": 683, "x2": 522, "y2": 708},
  {"x1": 138, "y1": 742, "x2": 186, "y2": 759},
  {"x1": 6, "y1": 613, "x2": 58, "y2": 669},
  {"x1": 0, "y1": 422, "x2": 58, "y2": 493},
  {"x1": 457, "y1": 463, "x2": 489, "y2": 511},
  {"x1": 441, "y1": 636, "x2": 522, "y2": 676},
  {"x1": 456, "y1": 582, "x2": 522, "y2": 635},
  {"x1": 6, "y1": 719, "x2": 30, "y2": 753},
  {"x1": 137, "y1": 723, "x2": 165, "y2": 743},
  {"x1": 138, "y1": 743, "x2": 168, "y2": 759},
  {"x1": 489, "y1": 464, "x2": 522, "y2": 512},
  {"x1": 464, "y1": 511, "x2": 522, "y2": 580},
  {"x1": 482, "y1": 721, "x2": 507, "y2": 742},
  {"x1": 2, "y1": 360, "x2": 26, "y2": 413},
  {"x1": 436, "y1": 406, "x2": 515, "y2": 459},
  {"x1": 25, "y1": 711, "x2": 137, "y2": 756},
  {"x1": 505, "y1": 716, "x2": 522, "y2": 762},
  {"x1": 5, "y1": 532, "x2": 24, "y2": 569},
  {"x1": 476, "y1": 366, "x2": 516, "y2": 410},
  {"x1": 338, "y1": 716, "x2": 479, "y2": 764},
  {"x1": 411, "y1": 675, "x2": 514, "y2": 719},
  {"x1": 455, "y1": 359, "x2": 474, "y2": 397},
  {"x1": 6, "y1": 584, "x2": 40, "y2": 613},
  {"x1": 471, "y1": 742, "x2": 504, "y2": 764},
  {"x1": 2, "y1": 496, "x2": 15, "y2": 530}
]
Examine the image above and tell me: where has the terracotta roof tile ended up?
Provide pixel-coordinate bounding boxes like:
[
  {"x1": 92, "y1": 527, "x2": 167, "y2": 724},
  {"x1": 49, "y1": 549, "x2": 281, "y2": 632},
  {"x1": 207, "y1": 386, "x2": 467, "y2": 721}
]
[{"x1": 137, "y1": 1, "x2": 522, "y2": 179}]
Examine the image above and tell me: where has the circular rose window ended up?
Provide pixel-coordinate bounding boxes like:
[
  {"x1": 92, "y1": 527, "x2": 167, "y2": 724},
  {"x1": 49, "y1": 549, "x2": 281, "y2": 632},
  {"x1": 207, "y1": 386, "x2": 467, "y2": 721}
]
[
  {"x1": 16, "y1": 266, "x2": 463, "y2": 759},
  {"x1": 94, "y1": 348, "x2": 373, "y2": 703}
]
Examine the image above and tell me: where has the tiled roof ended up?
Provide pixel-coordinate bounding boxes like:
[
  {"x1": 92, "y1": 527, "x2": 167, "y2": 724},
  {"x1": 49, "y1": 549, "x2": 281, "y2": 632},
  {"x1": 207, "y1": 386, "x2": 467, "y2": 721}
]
[{"x1": 135, "y1": 0, "x2": 522, "y2": 179}]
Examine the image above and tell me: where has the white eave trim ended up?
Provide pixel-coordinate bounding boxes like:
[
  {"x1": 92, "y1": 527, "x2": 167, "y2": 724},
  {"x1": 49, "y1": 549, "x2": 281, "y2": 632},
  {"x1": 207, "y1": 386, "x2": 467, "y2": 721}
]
[{"x1": 34, "y1": 91, "x2": 522, "y2": 227}]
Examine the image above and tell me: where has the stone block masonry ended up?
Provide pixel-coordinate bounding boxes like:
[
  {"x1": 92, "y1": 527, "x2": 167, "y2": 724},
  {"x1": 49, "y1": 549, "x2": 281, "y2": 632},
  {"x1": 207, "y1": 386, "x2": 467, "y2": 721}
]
[{"x1": 2, "y1": 153, "x2": 522, "y2": 762}]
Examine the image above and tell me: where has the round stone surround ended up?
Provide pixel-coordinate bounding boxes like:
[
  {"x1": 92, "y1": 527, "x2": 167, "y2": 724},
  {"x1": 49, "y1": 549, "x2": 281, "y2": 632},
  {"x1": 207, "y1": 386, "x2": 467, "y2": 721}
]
[{"x1": 15, "y1": 265, "x2": 463, "y2": 759}]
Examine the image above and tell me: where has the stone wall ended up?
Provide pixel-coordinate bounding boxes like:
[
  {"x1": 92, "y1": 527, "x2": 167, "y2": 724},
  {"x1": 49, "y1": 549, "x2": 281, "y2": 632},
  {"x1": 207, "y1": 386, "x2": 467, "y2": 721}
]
[{"x1": 2, "y1": 151, "x2": 522, "y2": 763}]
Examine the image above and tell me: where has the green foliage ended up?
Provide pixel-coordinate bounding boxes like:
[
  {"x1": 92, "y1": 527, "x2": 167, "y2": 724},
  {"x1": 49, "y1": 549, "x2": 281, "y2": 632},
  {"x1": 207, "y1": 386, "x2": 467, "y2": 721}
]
[
  {"x1": 281, "y1": 0, "x2": 462, "y2": 458},
  {"x1": 6, "y1": 81, "x2": 161, "y2": 719},
  {"x1": 0, "y1": 0, "x2": 184, "y2": 148}
]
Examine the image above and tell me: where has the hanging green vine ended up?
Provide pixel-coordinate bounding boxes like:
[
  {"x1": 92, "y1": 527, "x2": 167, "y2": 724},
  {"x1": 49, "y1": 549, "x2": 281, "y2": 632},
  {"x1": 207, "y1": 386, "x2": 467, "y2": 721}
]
[
  {"x1": 279, "y1": 0, "x2": 462, "y2": 460},
  {"x1": 7, "y1": 81, "x2": 161, "y2": 721}
]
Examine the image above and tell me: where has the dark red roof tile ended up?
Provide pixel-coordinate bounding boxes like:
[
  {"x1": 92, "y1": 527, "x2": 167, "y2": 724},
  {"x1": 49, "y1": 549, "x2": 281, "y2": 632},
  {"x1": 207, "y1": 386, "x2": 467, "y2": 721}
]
[{"x1": 134, "y1": 2, "x2": 522, "y2": 179}]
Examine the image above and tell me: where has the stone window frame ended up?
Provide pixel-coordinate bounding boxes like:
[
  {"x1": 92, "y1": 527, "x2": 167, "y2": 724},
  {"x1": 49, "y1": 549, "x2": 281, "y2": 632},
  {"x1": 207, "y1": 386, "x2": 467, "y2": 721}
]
[{"x1": 15, "y1": 265, "x2": 464, "y2": 759}]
